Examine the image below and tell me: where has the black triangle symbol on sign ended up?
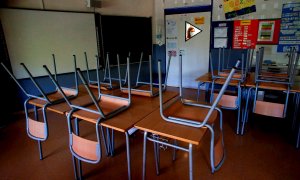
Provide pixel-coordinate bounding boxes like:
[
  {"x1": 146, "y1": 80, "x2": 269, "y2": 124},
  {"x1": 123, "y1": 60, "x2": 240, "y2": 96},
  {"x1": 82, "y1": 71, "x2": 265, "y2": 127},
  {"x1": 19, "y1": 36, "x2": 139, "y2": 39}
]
[{"x1": 185, "y1": 21, "x2": 202, "y2": 42}]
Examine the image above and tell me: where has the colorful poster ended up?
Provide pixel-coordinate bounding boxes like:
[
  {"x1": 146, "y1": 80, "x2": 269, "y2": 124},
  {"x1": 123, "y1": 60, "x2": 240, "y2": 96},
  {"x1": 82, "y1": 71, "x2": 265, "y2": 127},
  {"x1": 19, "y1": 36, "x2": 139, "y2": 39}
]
[
  {"x1": 257, "y1": 19, "x2": 280, "y2": 44},
  {"x1": 233, "y1": 20, "x2": 258, "y2": 49},
  {"x1": 277, "y1": 2, "x2": 300, "y2": 52},
  {"x1": 224, "y1": 0, "x2": 256, "y2": 19}
]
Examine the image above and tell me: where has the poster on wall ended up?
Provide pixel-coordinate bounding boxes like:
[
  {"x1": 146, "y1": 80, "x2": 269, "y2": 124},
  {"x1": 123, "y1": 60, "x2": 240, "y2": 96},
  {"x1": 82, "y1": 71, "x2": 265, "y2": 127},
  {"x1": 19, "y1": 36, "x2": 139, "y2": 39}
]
[
  {"x1": 166, "y1": 19, "x2": 178, "y2": 57},
  {"x1": 223, "y1": 0, "x2": 256, "y2": 19},
  {"x1": 214, "y1": 27, "x2": 228, "y2": 48},
  {"x1": 257, "y1": 19, "x2": 280, "y2": 44},
  {"x1": 233, "y1": 20, "x2": 258, "y2": 49},
  {"x1": 277, "y1": 2, "x2": 300, "y2": 52}
]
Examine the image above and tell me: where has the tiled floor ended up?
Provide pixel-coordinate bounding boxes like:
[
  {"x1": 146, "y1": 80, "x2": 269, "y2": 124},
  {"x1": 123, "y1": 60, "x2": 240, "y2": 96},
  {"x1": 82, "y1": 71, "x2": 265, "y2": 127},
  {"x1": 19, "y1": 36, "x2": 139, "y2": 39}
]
[{"x1": 1, "y1": 89, "x2": 300, "y2": 179}]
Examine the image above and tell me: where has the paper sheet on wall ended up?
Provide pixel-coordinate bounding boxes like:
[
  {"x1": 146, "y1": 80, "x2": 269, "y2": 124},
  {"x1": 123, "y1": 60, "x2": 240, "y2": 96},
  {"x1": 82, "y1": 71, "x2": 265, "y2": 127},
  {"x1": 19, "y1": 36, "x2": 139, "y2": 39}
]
[
  {"x1": 214, "y1": 27, "x2": 228, "y2": 38},
  {"x1": 166, "y1": 19, "x2": 177, "y2": 37},
  {"x1": 214, "y1": 38, "x2": 228, "y2": 48}
]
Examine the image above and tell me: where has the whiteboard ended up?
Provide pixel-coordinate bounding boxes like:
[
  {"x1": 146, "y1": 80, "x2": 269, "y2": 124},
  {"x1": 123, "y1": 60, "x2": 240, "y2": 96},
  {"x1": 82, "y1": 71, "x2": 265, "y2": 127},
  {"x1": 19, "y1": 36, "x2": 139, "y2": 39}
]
[{"x1": 0, "y1": 9, "x2": 98, "y2": 79}]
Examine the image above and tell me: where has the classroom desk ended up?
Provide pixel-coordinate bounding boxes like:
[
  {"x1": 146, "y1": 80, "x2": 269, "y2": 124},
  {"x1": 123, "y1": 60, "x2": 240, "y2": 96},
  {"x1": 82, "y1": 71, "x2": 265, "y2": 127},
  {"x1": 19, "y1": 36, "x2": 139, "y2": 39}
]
[
  {"x1": 134, "y1": 108, "x2": 208, "y2": 180},
  {"x1": 27, "y1": 85, "x2": 102, "y2": 115},
  {"x1": 195, "y1": 72, "x2": 300, "y2": 133},
  {"x1": 71, "y1": 89, "x2": 178, "y2": 179}
]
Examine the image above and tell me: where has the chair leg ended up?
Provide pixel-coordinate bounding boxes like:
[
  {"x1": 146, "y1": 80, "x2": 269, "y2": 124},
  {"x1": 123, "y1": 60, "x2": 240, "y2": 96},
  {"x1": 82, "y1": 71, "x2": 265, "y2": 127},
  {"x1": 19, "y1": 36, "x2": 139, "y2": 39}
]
[
  {"x1": 78, "y1": 160, "x2": 82, "y2": 179},
  {"x1": 188, "y1": 143, "x2": 193, "y2": 180},
  {"x1": 142, "y1": 132, "x2": 148, "y2": 180},
  {"x1": 72, "y1": 155, "x2": 79, "y2": 180},
  {"x1": 38, "y1": 140, "x2": 43, "y2": 160},
  {"x1": 100, "y1": 125, "x2": 109, "y2": 156}
]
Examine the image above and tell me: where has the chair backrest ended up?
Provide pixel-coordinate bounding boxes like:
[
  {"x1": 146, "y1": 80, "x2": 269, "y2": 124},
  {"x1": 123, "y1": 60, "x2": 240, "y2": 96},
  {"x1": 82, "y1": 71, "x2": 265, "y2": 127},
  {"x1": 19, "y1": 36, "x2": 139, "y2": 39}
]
[
  {"x1": 210, "y1": 48, "x2": 252, "y2": 83},
  {"x1": 252, "y1": 47, "x2": 299, "y2": 118},
  {"x1": 255, "y1": 47, "x2": 299, "y2": 85},
  {"x1": 157, "y1": 52, "x2": 240, "y2": 128},
  {"x1": 1, "y1": 54, "x2": 78, "y2": 104},
  {"x1": 45, "y1": 55, "x2": 131, "y2": 118}
]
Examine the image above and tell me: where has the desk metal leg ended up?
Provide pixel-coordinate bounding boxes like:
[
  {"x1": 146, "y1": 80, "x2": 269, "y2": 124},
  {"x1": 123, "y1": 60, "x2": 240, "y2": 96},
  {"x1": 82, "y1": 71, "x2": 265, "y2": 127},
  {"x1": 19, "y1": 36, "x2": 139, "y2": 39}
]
[
  {"x1": 292, "y1": 93, "x2": 299, "y2": 130},
  {"x1": 111, "y1": 129, "x2": 115, "y2": 155},
  {"x1": 153, "y1": 137, "x2": 160, "y2": 175},
  {"x1": 142, "y1": 131, "x2": 148, "y2": 180},
  {"x1": 106, "y1": 128, "x2": 112, "y2": 156},
  {"x1": 34, "y1": 106, "x2": 38, "y2": 121},
  {"x1": 297, "y1": 123, "x2": 300, "y2": 148},
  {"x1": 236, "y1": 86, "x2": 242, "y2": 134},
  {"x1": 125, "y1": 132, "x2": 131, "y2": 180},
  {"x1": 173, "y1": 140, "x2": 177, "y2": 161},
  {"x1": 196, "y1": 82, "x2": 204, "y2": 102}
]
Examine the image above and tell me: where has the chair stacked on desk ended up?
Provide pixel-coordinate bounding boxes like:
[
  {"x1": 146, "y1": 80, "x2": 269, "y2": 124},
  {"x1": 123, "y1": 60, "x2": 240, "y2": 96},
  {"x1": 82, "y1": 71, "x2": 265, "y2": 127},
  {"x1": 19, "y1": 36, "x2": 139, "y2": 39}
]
[
  {"x1": 210, "y1": 47, "x2": 253, "y2": 134},
  {"x1": 44, "y1": 55, "x2": 131, "y2": 179},
  {"x1": 241, "y1": 47, "x2": 299, "y2": 135},
  {"x1": 119, "y1": 52, "x2": 171, "y2": 97},
  {"x1": 85, "y1": 52, "x2": 125, "y2": 90},
  {"x1": 136, "y1": 51, "x2": 240, "y2": 179},
  {"x1": 1, "y1": 54, "x2": 79, "y2": 160}
]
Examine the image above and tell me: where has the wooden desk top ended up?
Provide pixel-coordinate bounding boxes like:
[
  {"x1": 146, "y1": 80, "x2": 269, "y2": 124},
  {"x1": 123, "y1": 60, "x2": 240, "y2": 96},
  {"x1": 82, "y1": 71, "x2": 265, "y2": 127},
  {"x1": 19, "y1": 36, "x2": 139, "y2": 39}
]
[
  {"x1": 195, "y1": 72, "x2": 241, "y2": 86},
  {"x1": 134, "y1": 108, "x2": 207, "y2": 145},
  {"x1": 100, "y1": 90, "x2": 178, "y2": 133},
  {"x1": 195, "y1": 73, "x2": 212, "y2": 83},
  {"x1": 28, "y1": 85, "x2": 106, "y2": 115},
  {"x1": 69, "y1": 89, "x2": 178, "y2": 132}
]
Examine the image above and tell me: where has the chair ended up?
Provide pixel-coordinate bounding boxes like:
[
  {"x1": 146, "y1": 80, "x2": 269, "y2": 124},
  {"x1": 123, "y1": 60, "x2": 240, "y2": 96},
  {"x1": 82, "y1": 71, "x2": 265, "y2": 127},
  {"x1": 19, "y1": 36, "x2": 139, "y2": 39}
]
[
  {"x1": 44, "y1": 55, "x2": 131, "y2": 179},
  {"x1": 209, "y1": 48, "x2": 253, "y2": 134},
  {"x1": 1, "y1": 54, "x2": 78, "y2": 160},
  {"x1": 141, "y1": 52, "x2": 240, "y2": 179},
  {"x1": 85, "y1": 52, "x2": 123, "y2": 90},
  {"x1": 241, "y1": 47, "x2": 299, "y2": 134},
  {"x1": 120, "y1": 52, "x2": 171, "y2": 97}
]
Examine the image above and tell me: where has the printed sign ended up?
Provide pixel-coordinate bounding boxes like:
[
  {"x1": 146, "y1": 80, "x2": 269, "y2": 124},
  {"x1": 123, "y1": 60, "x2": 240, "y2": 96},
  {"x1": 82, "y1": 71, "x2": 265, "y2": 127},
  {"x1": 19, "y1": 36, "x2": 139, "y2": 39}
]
[
  {"x1": 277, "y1": 2, "x2": 300, "y2": 52},
  {"x1": 194, "y1": 17, "x2": 205, "y2": 25},
  {"x1": 233, "y1": 20, "x2": 258, "y2": 49}
]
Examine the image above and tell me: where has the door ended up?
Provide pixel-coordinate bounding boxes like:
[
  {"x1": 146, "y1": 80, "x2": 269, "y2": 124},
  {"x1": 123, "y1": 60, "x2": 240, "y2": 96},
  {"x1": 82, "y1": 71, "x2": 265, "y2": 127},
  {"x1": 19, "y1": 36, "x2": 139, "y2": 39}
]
[{"x1": 166, "y1": 11, "x2": 211, "y2": 88}]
